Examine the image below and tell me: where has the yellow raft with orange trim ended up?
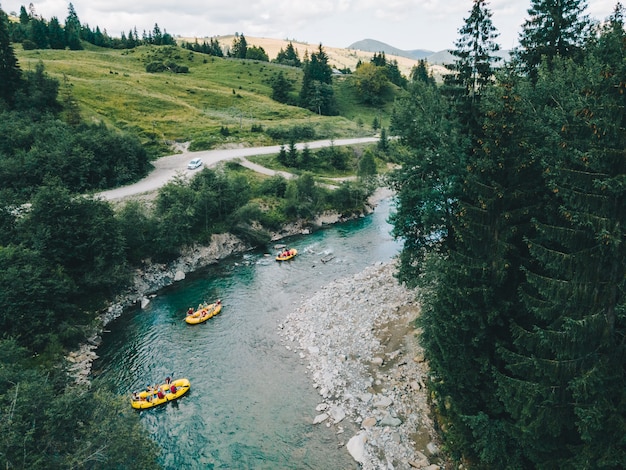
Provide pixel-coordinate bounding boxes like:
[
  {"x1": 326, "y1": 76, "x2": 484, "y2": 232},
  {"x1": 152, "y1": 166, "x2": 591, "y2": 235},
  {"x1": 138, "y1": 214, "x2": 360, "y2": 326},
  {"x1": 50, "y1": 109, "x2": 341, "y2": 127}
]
[
  {"x1": 131, "y1": 378, "x2": 190, "y2": 410},
  {"x1": 185, "y1": 301, "x2": 222, "y2": 325}
]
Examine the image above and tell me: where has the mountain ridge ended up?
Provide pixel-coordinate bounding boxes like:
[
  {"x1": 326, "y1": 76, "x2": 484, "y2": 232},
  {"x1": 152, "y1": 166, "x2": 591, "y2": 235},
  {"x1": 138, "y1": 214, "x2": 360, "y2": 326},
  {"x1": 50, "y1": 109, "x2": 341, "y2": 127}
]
[{"x1": 347, "y1": 38, "x2": 511, "y2": 65}]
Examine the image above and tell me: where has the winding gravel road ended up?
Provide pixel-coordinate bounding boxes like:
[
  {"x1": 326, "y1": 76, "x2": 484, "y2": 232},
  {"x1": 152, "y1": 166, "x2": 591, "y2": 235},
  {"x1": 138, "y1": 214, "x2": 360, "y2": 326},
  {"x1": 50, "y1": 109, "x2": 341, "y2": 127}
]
[{"x1": 96, "y1": 137, "x2": 377, "y2": 202}]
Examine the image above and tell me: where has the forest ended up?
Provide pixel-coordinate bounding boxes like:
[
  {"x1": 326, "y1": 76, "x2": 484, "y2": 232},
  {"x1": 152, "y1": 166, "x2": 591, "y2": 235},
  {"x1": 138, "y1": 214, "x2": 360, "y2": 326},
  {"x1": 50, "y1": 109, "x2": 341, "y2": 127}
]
[
  {"x1": 0, "y1": 5, "x2": 384, "y2": 467},
  {"x1": 1, "y1": 0, "x2": 624, "y2": 467},
  {"x1": 389, "y1": 0, "x2": 625, "y2": 468}
]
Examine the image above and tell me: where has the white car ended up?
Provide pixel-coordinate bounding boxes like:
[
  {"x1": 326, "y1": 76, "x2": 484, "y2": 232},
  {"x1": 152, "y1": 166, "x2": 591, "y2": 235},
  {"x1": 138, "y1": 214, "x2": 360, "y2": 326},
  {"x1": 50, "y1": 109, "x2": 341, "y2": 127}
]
[{"x1": 187, "y1": 158, "x2": 203, "y2": 170}]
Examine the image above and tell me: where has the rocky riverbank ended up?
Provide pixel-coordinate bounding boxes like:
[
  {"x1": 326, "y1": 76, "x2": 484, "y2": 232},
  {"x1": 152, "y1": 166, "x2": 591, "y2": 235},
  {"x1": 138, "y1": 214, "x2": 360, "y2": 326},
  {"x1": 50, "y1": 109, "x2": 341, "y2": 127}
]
[
  {"x1": 281, "y1": 260, "x2": 444, "y2": 469},
  {"x1": 65, "y1": 189, "x2": 387, "y2": 386}
]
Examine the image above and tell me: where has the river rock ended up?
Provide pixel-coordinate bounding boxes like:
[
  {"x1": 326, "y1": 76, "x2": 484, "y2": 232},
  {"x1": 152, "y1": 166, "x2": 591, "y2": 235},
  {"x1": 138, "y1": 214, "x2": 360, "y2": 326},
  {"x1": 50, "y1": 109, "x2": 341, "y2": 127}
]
[
  {"x1": 380, "y1": 415, "x2": 403, "y2": 427},
  {"x1": 361, "y1": 417, "x2": 377, "y2": 428},
  {"x1": 174, "y1": 270, "x2": 186, "y2": 281},
  {"x1": 329, "y1": 405, "x2": 346, "y2": 424},
  {"x1": 371, "y1": 356, "x2": 384, "y2": 366},
  {"x1": 347, "y1": 432, "x2": 367, "y2": 464},
  {"x1": 374, "y1": 395, "x2": 393, "y2": 408},
  {"x1": 313, "y1": 413, "x2": 329, "y2": 424},
  {"x1": 427, "y1": 442, "x2": 440, "y2": 456}
]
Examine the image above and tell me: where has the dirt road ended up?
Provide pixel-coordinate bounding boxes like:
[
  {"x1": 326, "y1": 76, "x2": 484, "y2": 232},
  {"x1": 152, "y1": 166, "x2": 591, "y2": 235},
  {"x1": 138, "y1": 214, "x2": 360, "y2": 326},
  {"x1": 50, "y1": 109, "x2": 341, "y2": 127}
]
[{"x1": 96, "y1": 137, "x2": 378, "y2": 202}]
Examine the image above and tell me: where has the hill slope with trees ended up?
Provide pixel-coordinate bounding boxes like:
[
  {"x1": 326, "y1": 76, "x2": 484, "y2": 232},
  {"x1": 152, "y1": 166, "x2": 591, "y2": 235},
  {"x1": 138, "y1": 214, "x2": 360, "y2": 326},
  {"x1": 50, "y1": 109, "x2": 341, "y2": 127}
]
[{"x1": 389, "y1": 1, "x2": 625, "y2": 467}]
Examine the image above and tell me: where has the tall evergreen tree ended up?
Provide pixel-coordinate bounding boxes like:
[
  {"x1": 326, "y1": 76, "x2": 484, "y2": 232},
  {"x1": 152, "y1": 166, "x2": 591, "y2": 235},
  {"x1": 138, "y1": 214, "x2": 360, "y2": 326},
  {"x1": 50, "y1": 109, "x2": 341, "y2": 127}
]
[
  {"x1": 48, "y1": 16, "x2": 65, "y2": 49},
  {"x1": 64, "y1": 2, "x2": 82, "y2": 50},
  {"x1": 0, "y1": 8, "x2": 22, "y2": 108},
  {"x1": 230, "y1": 33, "x2": 248, "y2": 59},
  {"x1": 270, "y1": 70, "x2": 293, "y2": 104},
  {"x1": 497, "y1": 9, "x2": 626, "y2": 466},
  {"x1": 152, "y1": 23, "x2": 162, "y2": 45},
  {"x1": 19, "y1": 5, "x2": 29, "y2": 24},
  {"x1": 274, "y1": 41, "x2": 301, "y2": 67},
  {"x1": 29, "y1": 16, "x2": 49, "y2": 49},
  {"x1": 514, "y1": 0, "x2": 590, "y2": 80},
  {"x1": 410, "y1": 59, "x2": 436, "y2": 85},
  {"x1": 443, "y1": 0, "x2": 501, "y2": 133},
  {"x1": 299, "y1": 44, "x2": 336, "y2": 115}
]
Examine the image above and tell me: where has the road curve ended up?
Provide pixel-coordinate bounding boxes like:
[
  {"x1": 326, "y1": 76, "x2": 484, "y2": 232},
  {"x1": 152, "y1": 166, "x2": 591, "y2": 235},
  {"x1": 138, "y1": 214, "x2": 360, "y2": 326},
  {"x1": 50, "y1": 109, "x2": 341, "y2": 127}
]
[{"x1": 96, "y1": 137, "x2": 378, "y2": 202}]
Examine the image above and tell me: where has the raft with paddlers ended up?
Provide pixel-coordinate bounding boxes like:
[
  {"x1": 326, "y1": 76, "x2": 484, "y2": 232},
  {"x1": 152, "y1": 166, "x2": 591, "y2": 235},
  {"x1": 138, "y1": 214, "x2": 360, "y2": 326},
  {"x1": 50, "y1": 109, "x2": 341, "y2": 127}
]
[
  {"x1": 185, "y1": 300, "x2": 222, "y2": 325},
  {"x1": 276, "y1": 248, "x2": 297, "y2": 261},
  {"x1": 131, "y1": 378, "x2": 190, "y2": 409}
]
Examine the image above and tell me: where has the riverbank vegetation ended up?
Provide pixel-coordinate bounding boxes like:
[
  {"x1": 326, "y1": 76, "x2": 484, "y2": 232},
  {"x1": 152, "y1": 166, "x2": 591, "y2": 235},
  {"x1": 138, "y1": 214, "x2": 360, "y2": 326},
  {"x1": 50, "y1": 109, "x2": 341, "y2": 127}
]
[
  {"x1": 0, "y1": 5, "x2": 399, "y2": 467},
  {"x1": 389, "y1": 1, "x2": 625, "y2": 467}
]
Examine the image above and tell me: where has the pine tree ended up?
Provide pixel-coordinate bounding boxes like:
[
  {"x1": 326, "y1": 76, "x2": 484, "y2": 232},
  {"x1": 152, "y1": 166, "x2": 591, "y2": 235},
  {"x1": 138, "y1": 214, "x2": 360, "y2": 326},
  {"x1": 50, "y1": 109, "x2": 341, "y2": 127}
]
[
  {"x1": 287, "y1": 140, "x2": 298, "y2": 167},
  {"x1": 299, "y1": 44, "x2": 336, "y2": 115},
  {"x1": 230, "y1": 33, "x2": 247, "y2": 59},
  {"x1": 497, "y1": 9, "x2": 626, "y2": 466},
  {"x1": 48, "y1": 17, "x2": 65, "y2": 49},
  {"x1": 19, "y1": 5, "x2": 29, "y2": 24},
  {"x1": 270, "y1": 71, "x2": 293, "y2": 104},
  {"x1": 443, "y1": 0, "x2": 501, "y2": 132},
  {"x1": 514, "y1": 0, "x2": 590, "y2": 80},
  {"x1": 274, "y1": 41, "x2": 301, "y2": 67},
  {"x1": 0, "y1": 8, "x2": 22, "y2": 108},
  {"x1": 151, "y1": 23, "x2": 162, "y2": 45},
  {"x1": 64, "y1": 2, "x2": 82, "y2": 50},
  {"x1": 451, "y1": 0, "x2": 500, "y2": 92}
]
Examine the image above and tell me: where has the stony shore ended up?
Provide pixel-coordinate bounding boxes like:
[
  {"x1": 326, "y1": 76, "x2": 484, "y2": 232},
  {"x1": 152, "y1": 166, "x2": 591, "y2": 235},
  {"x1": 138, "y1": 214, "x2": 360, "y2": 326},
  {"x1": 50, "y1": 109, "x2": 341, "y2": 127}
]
[
  {"x1": 64, "y1": 187, "x2": 446, "y2": 468},
  {"x1": 281, "y1": 260, "x2": 443, "y2": 469}
]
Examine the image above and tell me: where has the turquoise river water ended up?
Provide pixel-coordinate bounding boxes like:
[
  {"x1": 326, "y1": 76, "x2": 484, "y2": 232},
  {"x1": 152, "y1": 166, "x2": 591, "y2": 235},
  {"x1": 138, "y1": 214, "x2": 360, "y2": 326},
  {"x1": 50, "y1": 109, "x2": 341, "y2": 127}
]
[{"x1": 93, "y1": 197, "x2": 402, "y2": 469}]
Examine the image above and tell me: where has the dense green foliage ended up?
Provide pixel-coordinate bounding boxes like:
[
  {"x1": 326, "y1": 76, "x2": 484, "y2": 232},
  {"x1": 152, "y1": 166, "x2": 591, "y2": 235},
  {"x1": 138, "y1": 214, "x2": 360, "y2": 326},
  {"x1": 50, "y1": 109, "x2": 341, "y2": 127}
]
[
  {"x1": 273, "y1": 41, "x2": 302, "y2": 67},
  {"x1": 0, "y1": 9, "x2": 22, "y2": 107},
  {"x1": 181, "y1": 37, "x2": 224, "y2": 57},
  {"x1": 390, "y1": 1, "x2": 625, "y2": 467},
  {"x1": 0, "y1": 6, "x2": 384, "y2": 468},
  {"x1": 0, "y1": 339, "x2": 160, "y2": 469},
  {"x1": 299, "y1": 44, "x2": 337, "y2": 115},
  {"x1": 8, "y1": 2, "x2": 175, "y2": 50},
  {"x1": 1, "y1": 12, "x2": 152, "y2": 202},
  {"x1": 514, "y1": 0, "x2": 591, "y2": 81}
]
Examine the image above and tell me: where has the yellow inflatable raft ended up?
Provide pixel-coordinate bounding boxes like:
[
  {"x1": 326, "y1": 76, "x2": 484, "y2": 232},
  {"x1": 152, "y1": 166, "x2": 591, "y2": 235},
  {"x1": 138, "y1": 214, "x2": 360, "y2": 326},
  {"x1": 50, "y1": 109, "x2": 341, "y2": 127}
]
[
  {"x1": 276, "y1": 248, "x2": 297, "y2": 261},
  {"x1": 131, "y1": 378, "x2": 190, "y2": 410},
  {"x1": 185, "y1": 301, "x2": 222, "y2": 325}
]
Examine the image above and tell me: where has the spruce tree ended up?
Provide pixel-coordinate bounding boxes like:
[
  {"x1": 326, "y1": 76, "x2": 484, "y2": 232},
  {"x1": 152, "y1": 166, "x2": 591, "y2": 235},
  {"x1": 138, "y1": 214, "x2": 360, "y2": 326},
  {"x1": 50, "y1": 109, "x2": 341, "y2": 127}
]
[
  {"x1": 274, "y1": 41, "x2": 301, "y2": 67},
  {"x1": 48, "y1": 17, "x2": 65, "y2": 49},
  {"x1": 270, "y1": 71, "x2": 292, "y2": 104},
  {"x1": 514, "y1": 0, "x2": 590, "y2": 80},
  {"x1": 299, "y1": 45, "x2": 336, "y2": 115},
  {"x1": 64, "y1": 2, "x2": 82, "y2": 50},
  {"x1": 443, "y1": 0, "x2": 501, "y2": 133},
  {"x1": 497, "y1": 9, "x2": 626, "y2": 466},
  {"x1": 230, "y1": 33, "x2": 248, "y2": 59},
  {"x1": 0, "y1": 8, "x2": 22, "y2": 108},
  {"x1": 410, "y1": 59, "x2": 435, "y2": 85}
]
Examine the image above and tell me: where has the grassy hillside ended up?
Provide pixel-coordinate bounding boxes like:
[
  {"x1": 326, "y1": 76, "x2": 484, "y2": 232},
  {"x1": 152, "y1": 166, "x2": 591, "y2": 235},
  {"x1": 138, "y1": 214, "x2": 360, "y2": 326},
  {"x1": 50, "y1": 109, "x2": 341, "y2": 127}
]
[{"x1": 14, "y1": 43, "x2": 397, "y2": 157}]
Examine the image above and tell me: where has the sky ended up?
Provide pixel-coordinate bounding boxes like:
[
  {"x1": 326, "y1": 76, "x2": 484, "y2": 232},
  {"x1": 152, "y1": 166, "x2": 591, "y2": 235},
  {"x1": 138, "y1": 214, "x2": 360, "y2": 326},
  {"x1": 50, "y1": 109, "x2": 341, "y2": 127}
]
[{"x1": 2, "y1": 1, "x2": 618, "y2": 52}]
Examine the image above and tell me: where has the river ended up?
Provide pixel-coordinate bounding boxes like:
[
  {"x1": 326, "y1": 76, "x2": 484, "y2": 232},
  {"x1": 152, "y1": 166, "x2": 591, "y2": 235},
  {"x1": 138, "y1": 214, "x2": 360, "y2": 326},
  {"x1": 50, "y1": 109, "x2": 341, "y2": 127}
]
[{"x1": 93, "y1": 197, "x2": 402, "y2": 469}]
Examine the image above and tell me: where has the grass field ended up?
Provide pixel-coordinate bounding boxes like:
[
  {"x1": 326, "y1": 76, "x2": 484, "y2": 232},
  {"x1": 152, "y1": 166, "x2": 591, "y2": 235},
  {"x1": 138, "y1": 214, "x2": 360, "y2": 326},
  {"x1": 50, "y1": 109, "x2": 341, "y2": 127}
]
[{"x1": 15, "y1": 43, "x2": 398, "y2": 156}]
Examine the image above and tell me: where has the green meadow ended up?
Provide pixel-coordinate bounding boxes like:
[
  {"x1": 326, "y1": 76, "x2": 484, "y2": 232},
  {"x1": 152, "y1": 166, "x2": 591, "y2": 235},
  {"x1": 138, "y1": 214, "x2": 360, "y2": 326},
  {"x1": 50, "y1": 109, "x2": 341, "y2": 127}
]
[{"x1": 15, "y1": 44, "x2": 394, "y2": 156}]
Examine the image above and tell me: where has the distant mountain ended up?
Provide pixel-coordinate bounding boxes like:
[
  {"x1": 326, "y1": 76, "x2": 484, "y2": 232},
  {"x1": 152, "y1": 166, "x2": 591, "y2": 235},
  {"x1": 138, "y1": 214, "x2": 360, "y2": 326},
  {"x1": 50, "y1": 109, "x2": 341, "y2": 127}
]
[
  {"x1": 426, "y1": 50, "x2": 455, "y2": 65},
  {"x1": 348, "y1": 39, "x2": 433, "y2": 61},
  {"x1": 348, "y1": 38, "x2": 511, "y2": 65}
]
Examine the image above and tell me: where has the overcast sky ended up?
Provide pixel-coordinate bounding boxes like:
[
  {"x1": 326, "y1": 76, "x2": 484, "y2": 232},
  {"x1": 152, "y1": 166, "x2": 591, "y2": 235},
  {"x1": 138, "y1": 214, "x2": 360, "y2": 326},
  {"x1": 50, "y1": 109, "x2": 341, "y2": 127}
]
[{"x1": 2, "y1": 1, "x2": 618, "y2": 52}]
